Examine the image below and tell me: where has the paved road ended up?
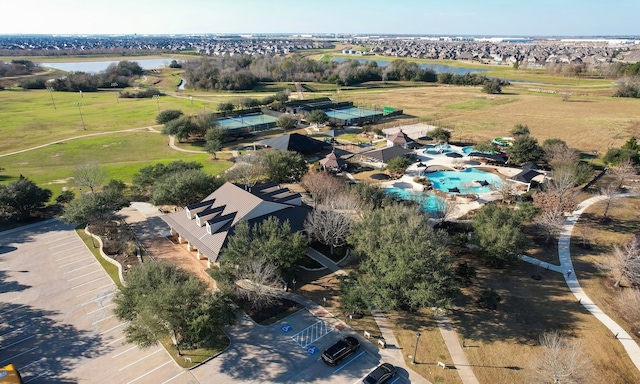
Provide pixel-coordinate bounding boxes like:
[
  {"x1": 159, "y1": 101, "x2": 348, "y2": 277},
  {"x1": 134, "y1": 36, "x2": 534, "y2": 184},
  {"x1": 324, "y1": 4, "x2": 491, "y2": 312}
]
[{"x1": 0, "y1": 220, "x2": 196, "y2": 383}]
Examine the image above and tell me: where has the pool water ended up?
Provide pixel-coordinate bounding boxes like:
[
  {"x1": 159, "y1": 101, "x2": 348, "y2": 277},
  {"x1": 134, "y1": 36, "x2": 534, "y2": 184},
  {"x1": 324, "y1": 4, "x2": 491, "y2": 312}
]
[
  {"x1": 423, "y1": 144, "x2": 474, "y2": 156},
  {"x1": 386, "y1": 188, "x2": 445, "y2": 212},
  {"x1": 428, "y1": 168, "x2": 502, "y2": 194}
]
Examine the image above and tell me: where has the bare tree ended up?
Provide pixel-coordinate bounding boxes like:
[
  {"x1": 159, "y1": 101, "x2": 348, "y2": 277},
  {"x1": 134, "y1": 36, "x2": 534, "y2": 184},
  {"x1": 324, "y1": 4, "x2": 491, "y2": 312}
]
[
  {"x1": 534, "y1": 167, "x2": 579, "y2": 214},
  {"x1": 431, "y1": 195, "x2": 457, "y2": 224},
  {"x1": 611, "y1": 235, "x2": 640, "y2": 288},
  {"x1": 535, "y1": 209, "x2": 565, "y2": 243},
  {"x1": 305, "y1": 208, "x2": 351, "y2": 255},
  {"x1": 74, "y1": 163, "x2": 106, "y2": 193},
  {"x1": 224, "y1": 154, "x2": 265, "y2": 189},
  {"x1": 236, "y1": 258, "x2": 281, "y2": 310},
  {"x1": 600, "y1": 183, "x2": 619, "y2": 219},
  {"x1": 544, "y1": 143, "x2": 579, "y2": 168},
  {"x1": 492, "y1": 180, "x2": 519, "y2": 204},
  {"x1": 608, "y1": 159, "x2": 637, "y2": 190},
  {"x1": 615, "y1": 288, "x2": 640, "y2": 325},
  {"x1": 528, "y1": 331, "x2": 592, "y2": 384},
  {"x1": 300, "y1": 171, "x2": 345, "y2": 207}
]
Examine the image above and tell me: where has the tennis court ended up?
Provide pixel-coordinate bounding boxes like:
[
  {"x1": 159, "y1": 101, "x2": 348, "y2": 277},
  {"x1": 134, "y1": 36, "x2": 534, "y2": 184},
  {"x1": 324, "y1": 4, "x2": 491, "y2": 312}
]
[
  {"x1": 325, "y1": 107, "x2": 381, "y2": 120},
  {"x1": 217, "y1": 114, "x2": 278, "y2": 134}
]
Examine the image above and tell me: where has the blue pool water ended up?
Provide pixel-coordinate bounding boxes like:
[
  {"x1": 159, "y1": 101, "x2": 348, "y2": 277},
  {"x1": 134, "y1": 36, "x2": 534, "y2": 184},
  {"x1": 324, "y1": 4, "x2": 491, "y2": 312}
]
[
  {"x1": 386, "y1": 188, "x2": 445, "y2": 212},
  {"x1": 428, "y1": 168, "x2": 502, "y2": 194}
]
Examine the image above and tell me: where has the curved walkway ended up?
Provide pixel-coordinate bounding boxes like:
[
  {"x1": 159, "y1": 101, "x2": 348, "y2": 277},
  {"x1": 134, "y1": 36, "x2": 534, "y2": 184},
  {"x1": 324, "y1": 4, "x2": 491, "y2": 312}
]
[
  {"x1": 521, "y1": 194, "x2": 640, "y2": 372},
  {"x1": 0, "y1": 125, "x2": 161, "y2": 158}
]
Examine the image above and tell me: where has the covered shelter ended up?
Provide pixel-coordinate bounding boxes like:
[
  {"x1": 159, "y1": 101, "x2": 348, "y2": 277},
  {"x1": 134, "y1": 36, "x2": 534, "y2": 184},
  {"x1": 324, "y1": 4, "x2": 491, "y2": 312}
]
[
  {"x1": 360, "y1": 145, "x2": 412, "y2": 163},
  {"x1": 260, "y1": 133, "x2": 328, "y2": 154},
  {"x1": 511, "y1": 169, "x2": 545, "y2": 191},
  {"x1": 386, "y1": 129, "x2": 414, "y2": 148},
  {"x1": 319, "y1": 150, "x2": 347, "y2": 172},
  {"x1": 161, "y1": 182, "x2": 310, "y2": 267}
]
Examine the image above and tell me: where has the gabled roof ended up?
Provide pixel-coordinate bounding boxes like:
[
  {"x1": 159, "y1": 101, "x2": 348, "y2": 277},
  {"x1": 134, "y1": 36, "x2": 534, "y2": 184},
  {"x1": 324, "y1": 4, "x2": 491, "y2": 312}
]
[
  {"x1": 260, "y1": 133, "x2": 327, "y2": 153},
  {"x1": 161, "y1": 182, "x2": 310, "y2": 263},
  {"x1": 511, "y1": 169, "x2": 544, "y2": 183},
  {"x1": 319, "y1": 150, "x2": 347, "y2": 169},
  {"x1": 387, "y1": 129, "x2": 413, "y2": 146},
  {"x1": 361, "y1": 145, "x2": 412, "y2": 163}
]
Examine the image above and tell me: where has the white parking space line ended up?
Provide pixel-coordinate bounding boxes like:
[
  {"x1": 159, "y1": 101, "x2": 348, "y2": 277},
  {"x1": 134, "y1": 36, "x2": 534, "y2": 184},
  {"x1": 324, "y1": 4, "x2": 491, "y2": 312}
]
[
  {"x1": 162, "y1": 371, "x2": 187, "y2": 384},
  {"x1": 92, "y1": 315, "x2": 115, "y2": 325},
  {"x1": 100, "y1": 322, "x2": 127, "y2": 335},
  {"x1": 59, "y1": 258, "x2": 92, "y2": 268},
  {"x1": 6, "y1": 296, "x2": 21, "y2": 303},
  {"x1": 23, "y1": 370, "x2": 50, "y2": 384},
  {"x1": 0, "y1": 346, "x2": 38, "y2": 366},
  {"x1": 67, "y1": 269, "x2": 102, "y2": 282},
  {"x1": 41, "y1": 231, "x2": 71, "y2": 239},
  {"x1": 53, "y1": 244, "x2": 84, "y2": 254},
  {"x1": 291, "y1": 320, "x2": 331, "y2": 348},
  {"x1": 55, "y1": 249, "x2": 86, "y2": 260},
  {"x1": 4, "y1": 314, "x2": 28, "y2": 325},
  {"x1": 86, "y1": 303, "x2": 115, "y2": 315},
  {"x1": 20, "y1": 357, "x2": 45, "y2": 370},
  {"x1": 71, "y1": 276, "x2": 108, "y2": 290},
  {"x1": 333, "y1": 350, "x2": 365, "y2": 374},
  {"x1": 107, "y1": 336, "x2": 127, "y2": 345},
  {"x1": 63, "y1": 263, "x2": 97, "y2": 275},
  {"x1": 81, "y1": 292, "x2": 115, "y2": 306},
  {"x1": 112, "y1": 345, "x2": 138, "y2": 358},
  {"x1": 49, "y1": 240, "x2": 79, "y2": 249},
  {"x1": 0, "y1": 335, "x2": 35, "y2": 351},
  {"x1": 118, "y1": 348, "x2": 163, "y2": 371},
  {"x1": 0, "y1": 324, "x2": 31, "y2": 338},
  {"x1": 76, "y1": 283, "x2": 113, "y2": 297},
  {"x1": 0, "y1": 304, "x2": 24, "y2": 317},
  {"x1": 127, "y1": 360, "x2": 173, "y2": 384}
]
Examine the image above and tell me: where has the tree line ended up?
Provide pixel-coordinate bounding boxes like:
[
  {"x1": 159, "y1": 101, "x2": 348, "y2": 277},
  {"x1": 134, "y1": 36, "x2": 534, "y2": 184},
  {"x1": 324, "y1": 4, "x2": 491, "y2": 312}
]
[
  {"x1": 0, "y1": 60, "x2": 42, "y2": 77},
  {"x1": 182, "y1": 54, "x2": 503, "y2": 90},
  {"x1": 19, "y1": 60, "x2": 144, "y2": 91}
]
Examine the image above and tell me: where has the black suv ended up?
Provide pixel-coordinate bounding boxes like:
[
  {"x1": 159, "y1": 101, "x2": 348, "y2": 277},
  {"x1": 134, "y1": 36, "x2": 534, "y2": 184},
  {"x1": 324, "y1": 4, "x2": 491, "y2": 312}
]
[
  {"x1": 363, "y1": 363, "x2": 396, "y2": 384},
  {"x1": 321, "y1": 336, "x2": 360, "y2": 365}
]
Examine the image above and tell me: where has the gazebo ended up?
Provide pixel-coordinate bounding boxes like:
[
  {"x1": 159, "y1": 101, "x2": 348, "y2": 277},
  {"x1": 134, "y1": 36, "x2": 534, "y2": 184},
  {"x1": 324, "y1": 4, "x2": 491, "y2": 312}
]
[
  {"x1": 387, "y1": 129, "x2": 414, "y2": 148},
  {"x1": 319, "y1": 150, "x2": 347, "y2": 172}
]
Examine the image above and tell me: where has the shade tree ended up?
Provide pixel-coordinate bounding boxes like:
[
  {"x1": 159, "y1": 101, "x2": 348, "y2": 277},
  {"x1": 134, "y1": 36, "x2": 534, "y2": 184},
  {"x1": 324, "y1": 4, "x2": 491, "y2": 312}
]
[{"x1": 0, "y1": 176, "x2": 52, "y2": 221}]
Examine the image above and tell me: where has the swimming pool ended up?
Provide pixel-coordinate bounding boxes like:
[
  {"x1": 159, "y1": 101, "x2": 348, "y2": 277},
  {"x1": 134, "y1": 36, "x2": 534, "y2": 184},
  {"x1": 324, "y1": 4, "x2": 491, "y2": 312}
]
[
  {"x1": 423, "y1": 144, "x2": 474, "y2": 156},
  {"x1": 386, "y1": 188, "x2": 445, "y2": 212},
  {"x1": 428, "y1": 168, "x2": 503, "y2": 194}
]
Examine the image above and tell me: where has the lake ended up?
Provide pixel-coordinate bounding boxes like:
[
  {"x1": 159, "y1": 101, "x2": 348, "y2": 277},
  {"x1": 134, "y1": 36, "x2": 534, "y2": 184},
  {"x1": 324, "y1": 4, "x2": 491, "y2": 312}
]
[
  {"x1": 333, "y1": 57, "x2": 488, "y2": 76},
  {"x1": 39, "y1": 58, "x2": 180, "y2": 73}
]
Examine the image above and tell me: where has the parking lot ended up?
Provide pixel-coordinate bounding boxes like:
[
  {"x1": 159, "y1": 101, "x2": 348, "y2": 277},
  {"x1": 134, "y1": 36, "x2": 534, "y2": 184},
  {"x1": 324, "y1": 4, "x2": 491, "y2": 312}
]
[
  {"x1": 0, "y1": 219, "x2": 413, "y2": 383},
  {"x1": 0, "y1": 220, "x2": 197, "y2": 384},
  {"x1": 192, "y1": 309, "x2": 412, "y2": 384}
]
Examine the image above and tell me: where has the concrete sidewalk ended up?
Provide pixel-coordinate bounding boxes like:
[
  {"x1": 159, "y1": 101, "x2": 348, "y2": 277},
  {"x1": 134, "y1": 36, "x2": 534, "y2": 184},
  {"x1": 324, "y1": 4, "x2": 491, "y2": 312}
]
[
  {"x1": 435, "y1": 316, "x2": 480, "y2": 384},
  {"x1": 520, "y1": 193, "x2": 640, "y2": 373}
]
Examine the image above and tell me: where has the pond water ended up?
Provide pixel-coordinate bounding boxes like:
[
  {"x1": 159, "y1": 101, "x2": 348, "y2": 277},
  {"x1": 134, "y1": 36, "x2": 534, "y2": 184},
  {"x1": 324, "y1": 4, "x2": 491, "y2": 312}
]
[
  {"x1": 386, "y1": 187, "x2": 445, "y2": 212},
  {"x1": 428, "y1": 168, "x2": 503, "y2": 194},
  {"x1": 39, "y1": 58, "x2": 180, "y2": 73},
  {"x1": 333, "y1": 57, "x2": 488, "y2": 76}
]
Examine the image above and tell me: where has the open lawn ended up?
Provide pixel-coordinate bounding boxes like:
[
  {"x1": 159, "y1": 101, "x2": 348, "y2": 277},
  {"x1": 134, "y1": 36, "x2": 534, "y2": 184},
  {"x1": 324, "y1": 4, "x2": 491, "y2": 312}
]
[
  {"x1": 335, "y1": 86, "x2": 640, "y2": 154},
  {"x1": 0, "y1": 131, "x2": 232, "y2": 196}
]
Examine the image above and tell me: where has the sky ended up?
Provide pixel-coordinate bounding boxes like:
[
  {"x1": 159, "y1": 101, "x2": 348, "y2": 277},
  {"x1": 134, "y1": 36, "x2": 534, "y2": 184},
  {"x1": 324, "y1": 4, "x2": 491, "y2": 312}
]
[{"x1": 1, "y1": 0, "x2": 639, "y2": 37}]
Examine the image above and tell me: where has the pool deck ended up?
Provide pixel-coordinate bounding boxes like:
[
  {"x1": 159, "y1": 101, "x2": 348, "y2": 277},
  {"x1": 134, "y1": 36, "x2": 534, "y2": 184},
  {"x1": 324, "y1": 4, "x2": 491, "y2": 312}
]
[{"x1": 379, "y1": 143, "x2": 527, "y2": 219}]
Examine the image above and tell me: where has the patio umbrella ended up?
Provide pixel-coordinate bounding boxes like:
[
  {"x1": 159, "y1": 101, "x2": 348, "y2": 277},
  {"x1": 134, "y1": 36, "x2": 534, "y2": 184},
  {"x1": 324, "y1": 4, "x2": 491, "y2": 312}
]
[
  {"x1": 370, "y1": 173, "x2": 392, "y2": 180},
  {"x1": 445, "y1": 152, "x2": 463, "y2": 158}
]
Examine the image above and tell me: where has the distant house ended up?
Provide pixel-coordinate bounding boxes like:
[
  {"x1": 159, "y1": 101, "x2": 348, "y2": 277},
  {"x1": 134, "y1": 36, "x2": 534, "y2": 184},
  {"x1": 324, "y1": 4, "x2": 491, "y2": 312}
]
[
  {"x1": 319, "y1": 150, "x2": 347, "y2": 172},
  {"x1": 161, "y1": 182, "x2": 310, "y2": 267}
]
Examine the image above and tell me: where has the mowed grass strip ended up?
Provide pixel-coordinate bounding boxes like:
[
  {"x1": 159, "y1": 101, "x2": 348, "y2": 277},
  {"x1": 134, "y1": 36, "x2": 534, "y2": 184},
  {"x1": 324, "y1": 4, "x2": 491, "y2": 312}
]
[{"x1": 0, "y1": 132, "x2": 232, "y2": 196}]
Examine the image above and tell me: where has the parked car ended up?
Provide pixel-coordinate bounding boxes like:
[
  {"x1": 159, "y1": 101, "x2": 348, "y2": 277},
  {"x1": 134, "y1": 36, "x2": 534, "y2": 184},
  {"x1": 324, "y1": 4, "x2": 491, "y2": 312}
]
[
  {"x1": 321, "y1": 336, "x2": 360, "y2": 365},
  {"x1": 363, "y1": 363, "x2": 396, "y2": 384}
]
